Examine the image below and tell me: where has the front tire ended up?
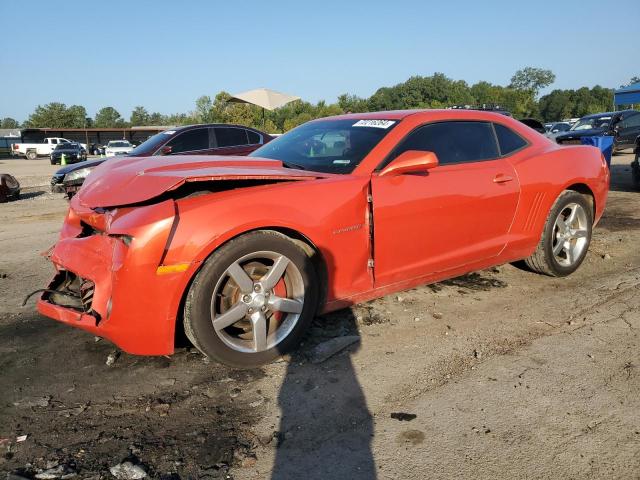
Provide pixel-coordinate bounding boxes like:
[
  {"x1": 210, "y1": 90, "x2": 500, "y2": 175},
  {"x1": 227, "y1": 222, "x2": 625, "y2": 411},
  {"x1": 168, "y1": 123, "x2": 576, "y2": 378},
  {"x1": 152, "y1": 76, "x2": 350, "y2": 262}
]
[
  {"x1": 184, "y1": 230, "x2": 318, "y2": 368},
  {"x1": 523, "y1": 191, "x2": 593, "y2": 277}
]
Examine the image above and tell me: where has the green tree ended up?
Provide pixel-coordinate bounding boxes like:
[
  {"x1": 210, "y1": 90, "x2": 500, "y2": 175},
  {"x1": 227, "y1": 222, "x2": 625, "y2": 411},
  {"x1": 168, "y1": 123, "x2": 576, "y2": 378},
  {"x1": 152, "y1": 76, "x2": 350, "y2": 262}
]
[
  {"x1": 538, "y1": 86, "x2": 613, "y2": 121},
  {"x1": 148, "y1": 112, "x2": 166, "y2": 125},
  {"x1": 26, "y1": 102, "x2": 72, "y2": 127},
  {"x1": 509, "y1": 67, "x2": 556, "y2": 96},
  {"x1": 337, "y1": 93, "x2": 369, "y2": 113},
  {"x1": 1, "y1": 117, "x2": 19, "y2": 128},
  {"x1": 621, "y1": 76, "x2": 640, "y2": 87},
  {"x1": 66, "y1": 105, "x2": 88, "y2": 128},
  {"x1": 130, "y1": 106, "x2": 150, "y2": 126},
  {"x1": 94, "y1": 107, "x2": 125, "y2": 128},
  {"x1": 194, "y1": 95, "x2": 215, "y2": 123}
]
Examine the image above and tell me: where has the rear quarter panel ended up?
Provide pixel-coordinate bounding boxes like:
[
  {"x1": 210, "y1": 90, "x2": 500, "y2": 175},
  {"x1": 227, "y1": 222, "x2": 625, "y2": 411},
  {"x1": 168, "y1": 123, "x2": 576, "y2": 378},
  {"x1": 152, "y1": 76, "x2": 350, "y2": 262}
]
[{"x1": 505, "y1": 144, "x2": 609, "y2": 259}]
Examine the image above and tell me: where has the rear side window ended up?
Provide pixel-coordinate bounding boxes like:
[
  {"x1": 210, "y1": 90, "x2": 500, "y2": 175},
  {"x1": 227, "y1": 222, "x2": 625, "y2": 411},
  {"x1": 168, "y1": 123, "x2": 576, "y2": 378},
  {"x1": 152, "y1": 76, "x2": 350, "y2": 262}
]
[
  {"x1": 494, "y1": 124, "x2": 528, "y2": 155},
  {"x1": 167, "y1": 128, "x2": 209, "y2": 153},
  {"x1": 390, "y1": 121, "x2": 499, "y2": 165},
  {"x1": 215, "y1": 127, "x2": 249, "y2": 148},
  {"x1": 247, "y1": 130, "x2": 261, "y2": 144}
]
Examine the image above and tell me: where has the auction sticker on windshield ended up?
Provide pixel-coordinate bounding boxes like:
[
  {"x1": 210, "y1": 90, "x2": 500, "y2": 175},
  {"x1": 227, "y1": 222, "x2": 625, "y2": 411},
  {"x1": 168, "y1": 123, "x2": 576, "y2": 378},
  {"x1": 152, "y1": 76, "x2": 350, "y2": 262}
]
[{"x1": 352, "y1": 120, "x2": 396, "y2": 129}]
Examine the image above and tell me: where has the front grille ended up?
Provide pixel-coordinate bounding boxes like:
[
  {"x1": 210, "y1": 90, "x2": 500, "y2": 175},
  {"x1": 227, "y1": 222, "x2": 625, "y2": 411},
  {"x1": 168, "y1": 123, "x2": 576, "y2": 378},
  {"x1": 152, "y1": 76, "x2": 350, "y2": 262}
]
[{"x1": 45, "y1": 271, "x2": 99, "y2": 321}]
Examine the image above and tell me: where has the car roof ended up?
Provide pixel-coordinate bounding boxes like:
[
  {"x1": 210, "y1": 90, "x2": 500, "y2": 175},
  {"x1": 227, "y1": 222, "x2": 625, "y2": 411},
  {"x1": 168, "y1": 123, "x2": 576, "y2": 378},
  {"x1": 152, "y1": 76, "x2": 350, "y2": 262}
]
[
  {"x1": 170, "y1": 123, "x2": 267, "y2": 133},
  {"x1": 312, "y1": 109, "x2": 524, "y2": 123},
  {"x1": 580, "y1": 110, "x2": 636, "y2": 119}
]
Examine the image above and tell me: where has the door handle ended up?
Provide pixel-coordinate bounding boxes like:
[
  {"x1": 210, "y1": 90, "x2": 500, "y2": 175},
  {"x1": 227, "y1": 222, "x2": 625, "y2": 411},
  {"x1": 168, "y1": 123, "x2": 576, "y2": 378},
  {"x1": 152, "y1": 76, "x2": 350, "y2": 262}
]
[{"x1": 493, "y1": 174, "x2": 514, "y2": 184}]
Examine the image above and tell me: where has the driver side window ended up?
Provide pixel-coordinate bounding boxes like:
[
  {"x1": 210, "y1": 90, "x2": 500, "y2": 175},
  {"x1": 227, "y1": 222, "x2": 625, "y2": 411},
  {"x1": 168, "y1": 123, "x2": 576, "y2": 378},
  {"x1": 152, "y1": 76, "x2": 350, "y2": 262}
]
[{"x1": 387, "y1": 121, "x2": 499, "y2": 166}]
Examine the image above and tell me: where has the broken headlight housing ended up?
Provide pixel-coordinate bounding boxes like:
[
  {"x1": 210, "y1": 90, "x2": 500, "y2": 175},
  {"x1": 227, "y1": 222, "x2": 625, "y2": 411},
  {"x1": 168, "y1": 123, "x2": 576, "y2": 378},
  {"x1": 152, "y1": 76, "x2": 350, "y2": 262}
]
[{"x1": 64, "y1": 166, "x2": 96, "y2": 183}]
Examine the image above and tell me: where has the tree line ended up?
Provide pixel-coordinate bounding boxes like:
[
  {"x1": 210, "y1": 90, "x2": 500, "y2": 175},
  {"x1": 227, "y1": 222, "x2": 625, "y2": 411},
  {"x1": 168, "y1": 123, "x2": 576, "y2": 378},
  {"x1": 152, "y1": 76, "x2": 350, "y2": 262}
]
[{"x1": 2, "y1": 70, "x2": 638, "y2": 133}]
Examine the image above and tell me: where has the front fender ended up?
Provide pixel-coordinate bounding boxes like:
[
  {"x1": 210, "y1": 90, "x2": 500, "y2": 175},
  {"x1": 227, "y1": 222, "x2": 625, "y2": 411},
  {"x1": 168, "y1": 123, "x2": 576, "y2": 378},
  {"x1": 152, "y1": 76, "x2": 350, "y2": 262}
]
[{"x1": 159, "y1": 177, "x2": 373, "y2": 320}]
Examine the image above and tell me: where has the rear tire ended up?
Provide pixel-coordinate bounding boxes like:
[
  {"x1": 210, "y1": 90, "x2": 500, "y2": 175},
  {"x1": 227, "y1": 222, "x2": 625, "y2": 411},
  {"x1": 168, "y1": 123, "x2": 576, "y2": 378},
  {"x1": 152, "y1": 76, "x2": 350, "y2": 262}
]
[
  {"x1": 184, "y1": 230, "x2": 318, "y2": 368},
  {"x1": 523, "y1": 191, "x2": 593, "y2": 277},
  {"x1": 26, "y1": 151, "x2": 37, "y2": 160}
]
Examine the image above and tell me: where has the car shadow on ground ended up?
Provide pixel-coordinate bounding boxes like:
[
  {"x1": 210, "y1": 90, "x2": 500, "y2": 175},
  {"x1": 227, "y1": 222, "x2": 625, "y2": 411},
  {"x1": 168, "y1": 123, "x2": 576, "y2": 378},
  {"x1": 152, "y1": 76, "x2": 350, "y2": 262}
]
[
  {"x1": 271, "y1": 308, "x2": 377, "y2": 479},
  {"x1": 16, "y1": 190, "x2": 46, "y2": 201},
  {"x1": 609, "y1": 162, "x2": 638, "y2": 193}
]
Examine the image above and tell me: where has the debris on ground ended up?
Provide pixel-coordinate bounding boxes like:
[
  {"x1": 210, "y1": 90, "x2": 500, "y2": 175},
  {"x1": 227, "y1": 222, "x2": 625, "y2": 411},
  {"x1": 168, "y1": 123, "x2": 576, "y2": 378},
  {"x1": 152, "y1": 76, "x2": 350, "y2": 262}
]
[
  {"x1": 13, "y1": 396, "x2": 51, "y2": 408},
  {"x1": 34, "y1": 463, "x2": 77, "y2": 479},
  {"x1": 109, "y1": 461, "x2": 147, "y2": 479},
  {"x1": 308, "y1": 336, "x2": 360, "y2": 363},
  {"x1": 106, "y1": 350, "x2": 121, "y2": 366},
  {"x1": 391, "y1": 412, "x2": 417, "y2": 421}
]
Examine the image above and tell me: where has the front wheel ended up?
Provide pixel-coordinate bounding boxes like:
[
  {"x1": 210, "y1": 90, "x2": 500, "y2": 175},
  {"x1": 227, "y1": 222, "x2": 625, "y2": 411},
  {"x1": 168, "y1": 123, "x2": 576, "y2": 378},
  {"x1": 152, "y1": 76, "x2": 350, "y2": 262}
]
[
  {"x1": 184, "y1": 230, "x2": 318, "y2": 368},
  {"x1": 523, "y1": 191, "x2": 593, "y2": 277}
]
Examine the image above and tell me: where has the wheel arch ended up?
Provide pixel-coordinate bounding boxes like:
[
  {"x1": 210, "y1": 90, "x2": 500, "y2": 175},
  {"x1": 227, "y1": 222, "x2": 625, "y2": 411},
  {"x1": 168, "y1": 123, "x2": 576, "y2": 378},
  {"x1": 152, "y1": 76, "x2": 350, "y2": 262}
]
[
  {"x1": 564, "y1": 182, "x2": 596, "y2": 219},
  {"x1": 173, "y1": 225, "x2": 329, "y2": 349}
]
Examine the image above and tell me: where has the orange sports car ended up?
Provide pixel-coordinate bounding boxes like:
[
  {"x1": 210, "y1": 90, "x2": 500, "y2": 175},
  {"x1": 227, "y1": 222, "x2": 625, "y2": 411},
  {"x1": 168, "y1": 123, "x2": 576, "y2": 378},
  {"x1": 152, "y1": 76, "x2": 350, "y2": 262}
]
[{"x1": 37, "y1": 110, "x2": 609, "y2": 367}]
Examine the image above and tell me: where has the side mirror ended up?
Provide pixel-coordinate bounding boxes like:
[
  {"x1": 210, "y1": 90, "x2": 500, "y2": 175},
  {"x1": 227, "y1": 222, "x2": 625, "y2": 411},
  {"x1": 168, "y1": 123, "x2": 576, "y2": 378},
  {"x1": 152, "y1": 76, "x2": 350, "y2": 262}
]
[
  {"x1": 160, "y1": 145, "x2": 172, "y2": 155},
  {"x1": 379, "y1": 150, "x2": 439, "y2": 177}
]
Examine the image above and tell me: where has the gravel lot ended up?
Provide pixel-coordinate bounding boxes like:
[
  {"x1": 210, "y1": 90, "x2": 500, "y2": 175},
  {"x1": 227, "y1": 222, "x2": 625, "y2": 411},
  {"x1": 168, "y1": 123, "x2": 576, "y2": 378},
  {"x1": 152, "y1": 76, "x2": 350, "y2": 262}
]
[{"x1": 0, "y1": 153, "x2": 639, "y2": 479}]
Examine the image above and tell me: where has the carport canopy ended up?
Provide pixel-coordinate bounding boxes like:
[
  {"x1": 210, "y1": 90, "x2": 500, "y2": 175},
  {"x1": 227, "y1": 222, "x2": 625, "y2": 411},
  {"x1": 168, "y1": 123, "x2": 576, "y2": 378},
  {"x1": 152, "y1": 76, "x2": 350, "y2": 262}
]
[
  {"x1": 614, "y1": 82, "x2": 640, "y2": 106},
  {"x1": 228, "y1": 88, "x2": 300, "y2": 111}
]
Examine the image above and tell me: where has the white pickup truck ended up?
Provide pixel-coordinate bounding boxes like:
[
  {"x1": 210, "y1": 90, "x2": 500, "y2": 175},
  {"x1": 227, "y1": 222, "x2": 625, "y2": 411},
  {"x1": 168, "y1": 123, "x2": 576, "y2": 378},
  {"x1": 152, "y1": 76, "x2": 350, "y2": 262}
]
[{"x1": 12, "y1": 137, "x2": 87, "y2": 160}]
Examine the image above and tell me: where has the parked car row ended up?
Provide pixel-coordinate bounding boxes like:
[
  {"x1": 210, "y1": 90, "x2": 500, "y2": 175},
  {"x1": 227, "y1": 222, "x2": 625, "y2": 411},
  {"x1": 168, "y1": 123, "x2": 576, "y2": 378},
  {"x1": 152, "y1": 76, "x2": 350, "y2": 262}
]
[{"x1": 554, "y1": 110, "x2": 640, "y2": 153}]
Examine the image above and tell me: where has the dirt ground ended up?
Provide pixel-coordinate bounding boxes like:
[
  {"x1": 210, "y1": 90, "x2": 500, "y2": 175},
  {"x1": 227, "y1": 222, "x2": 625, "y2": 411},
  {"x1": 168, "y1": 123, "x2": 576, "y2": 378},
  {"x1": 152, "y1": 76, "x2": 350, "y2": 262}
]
[{"x1": 1, "y1": 154, "x2": 639, "y2": 480}]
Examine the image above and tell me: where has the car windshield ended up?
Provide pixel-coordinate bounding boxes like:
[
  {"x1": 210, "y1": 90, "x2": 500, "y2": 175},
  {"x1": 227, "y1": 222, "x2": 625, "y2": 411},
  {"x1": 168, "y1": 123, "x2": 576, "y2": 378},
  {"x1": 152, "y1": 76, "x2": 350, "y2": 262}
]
[
  {"x1": 108, "y1": 141, "x2": 130, "y2": 148},
  {"x1": 128, "y1": 131, "x2": 175, "y2": 156},
  {"x1": 249, "y1": 119, "x2": 398, "y2": 174},
  {"x1": 55, "y1": 143, "x2": 76, "y2": 150},
  {"x1": 570, "y1": 116, "x2": 611, "y2": 131}
]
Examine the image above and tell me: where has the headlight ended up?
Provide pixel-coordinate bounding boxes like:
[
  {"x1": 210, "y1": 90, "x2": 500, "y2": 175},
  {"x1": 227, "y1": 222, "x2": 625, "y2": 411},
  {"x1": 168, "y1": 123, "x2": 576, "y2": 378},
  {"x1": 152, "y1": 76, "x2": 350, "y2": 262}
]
[{"x1": 64, "y1": 166, "x2": 95, "y2": 182}]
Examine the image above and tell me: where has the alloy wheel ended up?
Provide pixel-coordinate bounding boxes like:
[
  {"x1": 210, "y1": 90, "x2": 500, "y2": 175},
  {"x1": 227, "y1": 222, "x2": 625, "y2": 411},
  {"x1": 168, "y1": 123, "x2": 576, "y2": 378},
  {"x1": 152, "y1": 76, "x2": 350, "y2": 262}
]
[
  {"x1": 552, "y1": 202, "x2": 589, "y2": 267},
  {"x1": 210, "y1": 251, "x2": 305, "y2": 353}
]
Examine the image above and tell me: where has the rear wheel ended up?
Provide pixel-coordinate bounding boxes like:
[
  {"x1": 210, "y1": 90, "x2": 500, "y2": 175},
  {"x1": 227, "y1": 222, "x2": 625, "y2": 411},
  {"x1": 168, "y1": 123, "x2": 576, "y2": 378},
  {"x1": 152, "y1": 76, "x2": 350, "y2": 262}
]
[
  {"x1": 523, "y1": 191, "x2": 593, "y2": 277},
  {"x1": 26, "y1": 150, "x2": 37, "y2": 160},
  {"x1": 184, "y1": 230, "x2": 318, "y2": 368}
]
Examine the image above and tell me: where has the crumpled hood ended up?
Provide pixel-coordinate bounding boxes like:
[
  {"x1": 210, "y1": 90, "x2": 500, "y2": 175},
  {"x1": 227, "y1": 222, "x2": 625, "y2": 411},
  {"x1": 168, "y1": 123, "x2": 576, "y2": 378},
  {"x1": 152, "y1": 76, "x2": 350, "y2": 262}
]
[{"x1": 77, "y1": 155, "x2": 327, "y2": 208}]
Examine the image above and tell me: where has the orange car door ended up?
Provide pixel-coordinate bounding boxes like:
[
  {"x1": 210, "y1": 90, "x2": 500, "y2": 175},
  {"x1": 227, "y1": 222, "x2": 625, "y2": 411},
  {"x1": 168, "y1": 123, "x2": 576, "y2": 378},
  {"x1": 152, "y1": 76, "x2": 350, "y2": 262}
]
[{"x1": 371, "y1": 121, "x2": 521, "y2": 287}]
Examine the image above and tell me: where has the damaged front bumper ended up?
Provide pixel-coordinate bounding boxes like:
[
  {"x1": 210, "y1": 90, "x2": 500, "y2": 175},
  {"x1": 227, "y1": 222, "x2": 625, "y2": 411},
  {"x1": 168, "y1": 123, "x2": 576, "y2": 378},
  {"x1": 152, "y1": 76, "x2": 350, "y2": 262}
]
[{"x1": 37, "y1": 196, "x2": 193, "y2": 355}]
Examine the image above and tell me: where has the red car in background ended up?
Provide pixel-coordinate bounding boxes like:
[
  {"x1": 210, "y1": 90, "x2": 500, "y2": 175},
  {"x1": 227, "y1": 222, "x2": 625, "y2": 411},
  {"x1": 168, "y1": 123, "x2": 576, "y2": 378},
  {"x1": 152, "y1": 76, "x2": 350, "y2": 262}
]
[
  {"x1": 51, "y1": 123, "x2": 272, "y2": 196},
  {"x1": 37, "y1": 110, "x2": 609, "y2": 367}
]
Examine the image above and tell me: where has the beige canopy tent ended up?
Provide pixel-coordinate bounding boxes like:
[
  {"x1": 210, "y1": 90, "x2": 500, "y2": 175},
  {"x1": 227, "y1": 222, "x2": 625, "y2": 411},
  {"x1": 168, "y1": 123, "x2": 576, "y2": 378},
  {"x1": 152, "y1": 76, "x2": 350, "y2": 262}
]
[{"x1": 228, "y1": 88, "x2": 301, "y2": 126}]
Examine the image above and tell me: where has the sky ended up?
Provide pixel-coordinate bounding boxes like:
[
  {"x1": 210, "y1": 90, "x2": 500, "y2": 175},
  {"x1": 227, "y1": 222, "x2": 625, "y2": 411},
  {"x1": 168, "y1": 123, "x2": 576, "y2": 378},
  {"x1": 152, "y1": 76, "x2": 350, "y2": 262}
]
[{"x1": 1, "y1": 0, "x2": 638, "y2": 122}]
